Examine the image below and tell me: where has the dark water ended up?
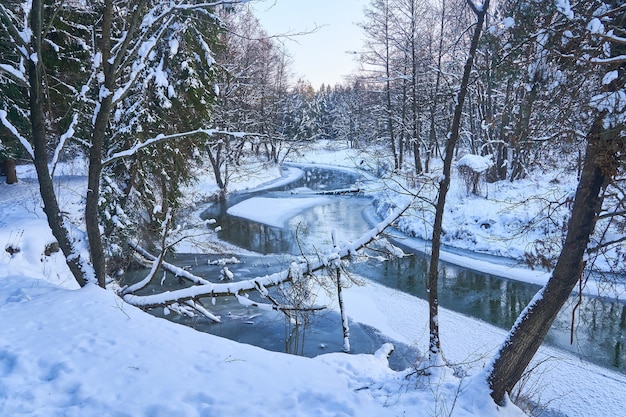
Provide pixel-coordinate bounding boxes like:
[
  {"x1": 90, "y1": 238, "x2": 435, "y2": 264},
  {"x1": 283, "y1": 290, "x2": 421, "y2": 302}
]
[
  {"x1": 128, "y1": 164, "x2": 625, "y2": 374},
  {"x1": 128, "y1": 253, "x2": 418, "y2": 370},
  {"x1": 200, "y1": 165, "x2": 370, "y2": 254},
  {"x1": 352, "y1": 253, "x2": 626, "y2": 372}
]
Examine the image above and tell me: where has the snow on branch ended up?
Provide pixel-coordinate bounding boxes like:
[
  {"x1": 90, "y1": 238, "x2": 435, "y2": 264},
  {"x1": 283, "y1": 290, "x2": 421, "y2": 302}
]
[
  {"x1": 123, "y1": 248, "x2": 166, "y2": 295},
  {"x1": 457, "y1": 154, "x2": 493, "y2": 173},
  {"x1": 234, "y1": 292, "x2": 326, "y2": 314},
  {"x1": 0, "y1": 110, "x2": 34, "y2": 159},
  {"x1": 128, "y1": 242, "x2": 212, "y2": 286},
  {"x1": 0, "y1": 63, "x2": 27, "y2": 84},
  {"x1": 102, "y1": 128, "x2": 250, "y2": 166},
  {"x1": 50, "y1": 114, "x2": 79, "y2": 177},
  {"x1": 467, "y1": 0, "x2": 487, "y2": 16},
  {"x1": 123, "y1": 199, "x2": 413, "y2": 310},
  {"x1": 112, "y1": 17, "x2": 174, "y2": 106},
  {"x1": 589, "y1": 55, "x2": 626, "y2": 65},
  {"x1": 115, "y1": 0, "x2": 228, "y2": 74},
  {"x1": 0, "y1": 4, "x2": 30, "y2": 53},
  {"x1": 183, "y1": 299, "x2": 221, "y2": 322}
]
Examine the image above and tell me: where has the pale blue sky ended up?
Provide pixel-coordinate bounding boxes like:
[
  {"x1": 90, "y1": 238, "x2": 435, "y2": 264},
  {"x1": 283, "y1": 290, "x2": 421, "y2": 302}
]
[{"x1": 249, "y1": 0, "x2": 366, "y2": 88}]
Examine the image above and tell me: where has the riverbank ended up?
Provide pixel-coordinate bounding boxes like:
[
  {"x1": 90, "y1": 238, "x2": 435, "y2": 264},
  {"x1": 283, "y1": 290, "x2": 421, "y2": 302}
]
[
  {"x1": 286, "y1": 142, "x2": 624, "y2": 302},
  {"x1": 0, "y1": 143, "x2": 625, "y2": 416},
  {"x1": 206, "y1": 158, "x2": 626, "y2": 416},
  {"x1": 0, "y1": 160, "x2": 529, "y2": 417}
]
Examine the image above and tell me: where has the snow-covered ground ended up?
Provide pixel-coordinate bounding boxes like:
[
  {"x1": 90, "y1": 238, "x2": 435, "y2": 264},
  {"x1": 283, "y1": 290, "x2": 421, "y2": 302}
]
[
  {"x1": 1, "y1": 143, "x2": 625, "y2": 416},
  {"x1": 227, "y1": 196, "x2": 332, "y2": 228},
  {"x1": 294, "y1": 143, "x2": 624, "y2": 300}
]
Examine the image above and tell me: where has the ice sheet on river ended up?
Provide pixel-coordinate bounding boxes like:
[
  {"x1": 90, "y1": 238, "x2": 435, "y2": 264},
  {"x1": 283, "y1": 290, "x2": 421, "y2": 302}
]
[{"x1": 227, "y1": 196, "x2": 331, "y2": 228}]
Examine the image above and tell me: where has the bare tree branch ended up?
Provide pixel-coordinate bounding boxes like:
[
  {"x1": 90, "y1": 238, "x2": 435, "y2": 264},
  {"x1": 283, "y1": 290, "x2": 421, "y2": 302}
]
[{"x1": 123, "y1": 199, "x2": 413, "y2": 309}]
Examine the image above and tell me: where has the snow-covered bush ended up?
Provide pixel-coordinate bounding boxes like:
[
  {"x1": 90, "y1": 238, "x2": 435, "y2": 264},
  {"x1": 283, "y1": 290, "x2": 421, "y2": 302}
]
[{"x1": 457, "y1": 154, "x2": 493, "y2": 196}]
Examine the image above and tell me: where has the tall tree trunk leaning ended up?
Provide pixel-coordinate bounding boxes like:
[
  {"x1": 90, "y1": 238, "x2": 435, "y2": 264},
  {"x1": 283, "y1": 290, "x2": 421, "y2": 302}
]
[
  {"x1": 488, "y1": 113, "x2": 621, "y2": 405},
  {"x1": 27, "y1": 0, "x2": 89, "y2": 287},
  {"x1": 426, "y1": 0, "x2": 488, "y2": 362}
]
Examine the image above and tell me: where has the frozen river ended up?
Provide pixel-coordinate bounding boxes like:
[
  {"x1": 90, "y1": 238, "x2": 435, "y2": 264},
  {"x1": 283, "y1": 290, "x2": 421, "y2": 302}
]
[{"x1": 128, "y1": 164, "x2": 626, "y2": 375}]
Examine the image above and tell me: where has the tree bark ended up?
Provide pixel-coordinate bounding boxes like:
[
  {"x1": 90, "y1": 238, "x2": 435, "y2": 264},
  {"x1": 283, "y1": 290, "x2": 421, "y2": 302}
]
[
  {"x1": 336, "y1": 269, "x2": 350, "y2": 353},
  {"x1": 27, "y1": 0, "x2": 87, "y2": 287},
  {"x1": 85, "y1": 0, "x2": 114, "y2": 288},
  {"x1": 3, "y1": 159, "x2": 17, "y2": 184},
  {"x1": 488, "y1": 114, "x2": 617, "y2": 405},
  {"x1": 427, "y1": 0, "x2": 488, "y2": 360}
]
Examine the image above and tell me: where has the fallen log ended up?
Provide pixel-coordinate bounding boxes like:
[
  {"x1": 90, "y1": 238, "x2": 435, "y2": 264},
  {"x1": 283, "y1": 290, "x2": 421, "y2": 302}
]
[{"x1": 123, "y1": 199, "x2": 412, "y2": 315}]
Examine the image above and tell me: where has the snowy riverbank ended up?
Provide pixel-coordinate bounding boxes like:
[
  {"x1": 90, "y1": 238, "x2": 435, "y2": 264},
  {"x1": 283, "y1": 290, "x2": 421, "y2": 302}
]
[{"x1": 1, "y1": 144, "x2": 625, "y2": 416}]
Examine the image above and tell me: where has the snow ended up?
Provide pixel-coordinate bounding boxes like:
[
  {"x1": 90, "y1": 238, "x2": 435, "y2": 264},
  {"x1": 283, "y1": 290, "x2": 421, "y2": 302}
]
[
  {"x1": 555, "y1": 0, "x2": 574, "y2": 20},
  {"x1": 169, "y1": 38, "x2": 180, "y2": 57},
  {"x1": 457, "y1": 153, "x2": 493, "y2": 173},
  {"x1": 0, "y1": 63, "x2": 26, "y2": 82},
  {"x1": 0, "y1": 110, "x2": 35, "y2": 159},
  {"x1": 0, "y1": 276, "x2": 391, "y2": 417},
  {"x1": 587, "y1": 17, "x2": 604, "y2": 35},
  {"x1": 1, "y1": 144, "x2": 625, "y2": 416},
  {"x1": 603, "y1": 70, "x2": 619, "y2": 85},
  {"x1": 503, "y1": 16, "x2": 515, "y2": 29},
  {"x1": 340, "y1": 279, "x2": 626, "y2": 417},
  {"x1": 227, "y1": 196, "x2": 331, "y2": 228}
]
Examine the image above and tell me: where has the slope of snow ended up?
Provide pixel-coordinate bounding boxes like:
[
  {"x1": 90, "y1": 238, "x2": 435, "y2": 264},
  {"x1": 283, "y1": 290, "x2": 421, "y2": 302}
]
[
  {"x1": 0, "y1": 160, "x2": 526, "y2": 417},
  {"x1": 340, "y1": 278, "x2": 626, "y2": 417},
  {"x1": 1, "y1": 276, "x2": 401, "y2": 417},
  {"x1": 0, "y1": 272, "x2": 528, "y2": 417}
]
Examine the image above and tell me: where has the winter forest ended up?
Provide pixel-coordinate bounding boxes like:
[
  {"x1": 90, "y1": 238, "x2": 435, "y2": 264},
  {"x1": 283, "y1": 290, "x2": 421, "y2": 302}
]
[{"x1": 0, "y1": 0, "x2": 625, "y2": 416}]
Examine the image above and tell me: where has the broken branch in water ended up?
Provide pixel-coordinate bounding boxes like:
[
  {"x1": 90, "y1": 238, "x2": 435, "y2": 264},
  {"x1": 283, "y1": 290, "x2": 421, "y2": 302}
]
[{"x1": 123, "y1": 199, "x2": 413, "y2": 321}]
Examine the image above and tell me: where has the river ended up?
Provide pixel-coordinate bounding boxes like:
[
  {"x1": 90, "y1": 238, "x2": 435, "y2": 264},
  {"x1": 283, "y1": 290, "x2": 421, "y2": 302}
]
[{"x1": 126, "y1": 164, "x2": 626, "y2": 374}]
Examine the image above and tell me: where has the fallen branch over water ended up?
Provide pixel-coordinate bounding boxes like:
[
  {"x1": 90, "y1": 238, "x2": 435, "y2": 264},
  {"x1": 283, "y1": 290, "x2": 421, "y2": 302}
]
[{"x1": 123, "y1": 199, "x2": 412, "y2": 320}]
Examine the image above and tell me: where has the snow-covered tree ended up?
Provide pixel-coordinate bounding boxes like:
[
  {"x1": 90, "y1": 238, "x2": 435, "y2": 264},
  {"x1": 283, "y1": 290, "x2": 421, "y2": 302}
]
[
  {"x1": 487, "y1": 0, "x2": 626, "y2": 404},
  {"x1": 0, "y1": 0, "x2": 236, "y2": 287}
]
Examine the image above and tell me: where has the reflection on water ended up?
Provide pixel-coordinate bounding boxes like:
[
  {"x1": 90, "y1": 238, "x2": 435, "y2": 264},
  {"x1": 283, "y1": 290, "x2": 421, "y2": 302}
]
[
  {"x1": 170, "y1": 165, "x2": 626, "y2": 373},
  {"x1": 352, "y1": 252, "x2": 626, "y2": 372},
  {"x1": 123, "y1": 253, "x2": 419, "y2": 370},
  {"x1": 202, "y1": 165, "x2": 370, "y2": 255}
]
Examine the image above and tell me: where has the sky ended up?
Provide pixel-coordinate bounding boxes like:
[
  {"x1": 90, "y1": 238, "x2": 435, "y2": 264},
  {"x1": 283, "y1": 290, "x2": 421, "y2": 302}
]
[{"x1": 249, "y1": 0, "x2": 367, "y2": 89}]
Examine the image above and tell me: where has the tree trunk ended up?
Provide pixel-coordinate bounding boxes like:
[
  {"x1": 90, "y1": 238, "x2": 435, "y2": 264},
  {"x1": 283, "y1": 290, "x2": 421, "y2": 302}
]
[
  {"x1": 3, "y1": 159, "x2": 17, "y2": 184},
  {"x1": 27, "y1": 0, "x2": 87, "y2": 287},
  {"x1": 425, "y1": 0, "x2": 446, "y2": 176},
  {"x1": 207, "y1": 141, "x2": 226, "y2": 197},
  {"x1": 413, "y1": 140, "x2": 422, "y2": 175},
  {"x1": 410, "y1": 0, "x2": 423, "y2": 175},
  {"x1": 85, "y1": 0, "x2": 114, "y2": 288},
  {"x1": 336, "y1": 269, "x2": 350, "y2": 353},
  {"x1": 488, "y1": 114, "x2": 617, "y2": 405},
  {"x1": 426, "y1": 0, "x2": 488, "y2": 361},
  {"x1": 383, "y1": 0, "x2": 398, "y2": 171}
]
